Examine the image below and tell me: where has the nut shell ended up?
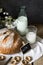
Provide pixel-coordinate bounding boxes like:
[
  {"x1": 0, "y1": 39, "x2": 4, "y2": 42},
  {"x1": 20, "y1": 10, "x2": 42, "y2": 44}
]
[
  {"x1": 22, "y1": 60, "x2": 28, "y2": 65},
  {"x1": 14, "y1": 56, "x2": 21, "y2": 63},
  {"x1": 0, "y1": 55, "x2": 6, "y2": 61},
  {"x1": 25, "y1": 56, "x2": 32, "y2": 62}
]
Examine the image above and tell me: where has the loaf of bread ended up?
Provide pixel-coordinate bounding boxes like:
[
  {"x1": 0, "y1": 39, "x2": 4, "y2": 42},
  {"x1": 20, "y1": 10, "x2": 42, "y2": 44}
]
[{"x1": 0, "y1": 28, "x2": 23, "y2": 54}]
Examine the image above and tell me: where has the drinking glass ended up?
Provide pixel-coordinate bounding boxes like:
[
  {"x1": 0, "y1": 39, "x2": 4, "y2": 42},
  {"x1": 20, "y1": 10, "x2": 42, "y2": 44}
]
[{"x1": 26, "y1": 25, "x2": 37, "y2": 44}]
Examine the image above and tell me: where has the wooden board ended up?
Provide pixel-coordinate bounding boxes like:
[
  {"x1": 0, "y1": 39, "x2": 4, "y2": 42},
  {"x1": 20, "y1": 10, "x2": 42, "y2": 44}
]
[{"x1": 34, "y1": 56, "x2": 43, "y2": 65}]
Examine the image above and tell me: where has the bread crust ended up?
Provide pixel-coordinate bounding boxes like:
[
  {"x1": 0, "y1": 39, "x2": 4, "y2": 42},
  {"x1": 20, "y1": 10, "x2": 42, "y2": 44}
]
[{"x1": 0, "y1": 28, "x2": 23, "y2": 54}]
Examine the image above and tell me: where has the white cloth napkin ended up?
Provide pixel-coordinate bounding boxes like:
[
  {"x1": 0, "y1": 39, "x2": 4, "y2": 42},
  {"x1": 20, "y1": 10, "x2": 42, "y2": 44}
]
[
  {"x1": 24, "y1": 42, "x2": 42, "y2": 63},
  {"x1": 0, "y1": 36, "x2": 43, "y2": 65},
  {"x1": 24, "y1": 36, "x2": 43, "y2": 63}
]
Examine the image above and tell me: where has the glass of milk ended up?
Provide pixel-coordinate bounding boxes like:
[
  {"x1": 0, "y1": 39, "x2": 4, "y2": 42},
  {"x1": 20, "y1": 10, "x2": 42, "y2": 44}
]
[{"x1": 26, "y1": 25, "x2": 37, "y2": 44}]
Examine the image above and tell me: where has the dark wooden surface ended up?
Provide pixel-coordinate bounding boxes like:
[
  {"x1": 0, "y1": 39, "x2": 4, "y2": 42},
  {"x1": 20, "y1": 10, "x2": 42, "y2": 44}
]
[
  {"x1": 34, "y1": 24, "x2": 43, "y2": 38},
  {"x1": 34, "y1": 56, "x2": 43, "y2": 65}
]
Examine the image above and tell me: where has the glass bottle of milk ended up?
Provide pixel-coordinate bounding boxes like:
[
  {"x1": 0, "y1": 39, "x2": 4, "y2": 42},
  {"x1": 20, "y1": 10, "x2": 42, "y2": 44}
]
[{"x1": 16, "y1": 6, "x2": 28, "y2": 35}]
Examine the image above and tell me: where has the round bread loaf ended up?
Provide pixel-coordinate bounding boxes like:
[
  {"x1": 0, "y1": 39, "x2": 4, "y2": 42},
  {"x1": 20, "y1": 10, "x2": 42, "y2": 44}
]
[{"x1": 0, "y1": 28, "x2": 23, "y2": 54}]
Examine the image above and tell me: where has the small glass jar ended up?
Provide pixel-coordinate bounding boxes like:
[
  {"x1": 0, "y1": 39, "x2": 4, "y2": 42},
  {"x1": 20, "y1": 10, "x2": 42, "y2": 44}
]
[{"x1": 26, "y1": 25, "x2": 37, "y2": 44}]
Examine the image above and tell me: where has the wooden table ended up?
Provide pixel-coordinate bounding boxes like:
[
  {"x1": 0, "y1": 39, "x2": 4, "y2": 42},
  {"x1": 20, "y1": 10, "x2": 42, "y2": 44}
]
[{"x1": 34, "y1": 56, "x2": 43, "y2": 65}]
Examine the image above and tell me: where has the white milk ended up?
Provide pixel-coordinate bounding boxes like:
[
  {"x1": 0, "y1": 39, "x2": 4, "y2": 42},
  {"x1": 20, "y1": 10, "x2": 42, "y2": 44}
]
[
  {"x1": 16, "y1": 16, "x2": 28, "y2": 35},
  {"x1": 26, "y1": 32, "x2": 36, "y2": 44}
]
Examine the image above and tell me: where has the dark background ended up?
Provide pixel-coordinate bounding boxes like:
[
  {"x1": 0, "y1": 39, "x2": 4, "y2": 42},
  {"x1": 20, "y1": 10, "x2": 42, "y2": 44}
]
[{"x1": 0, "y1": 0, "x2": 43, "y2": 24}]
